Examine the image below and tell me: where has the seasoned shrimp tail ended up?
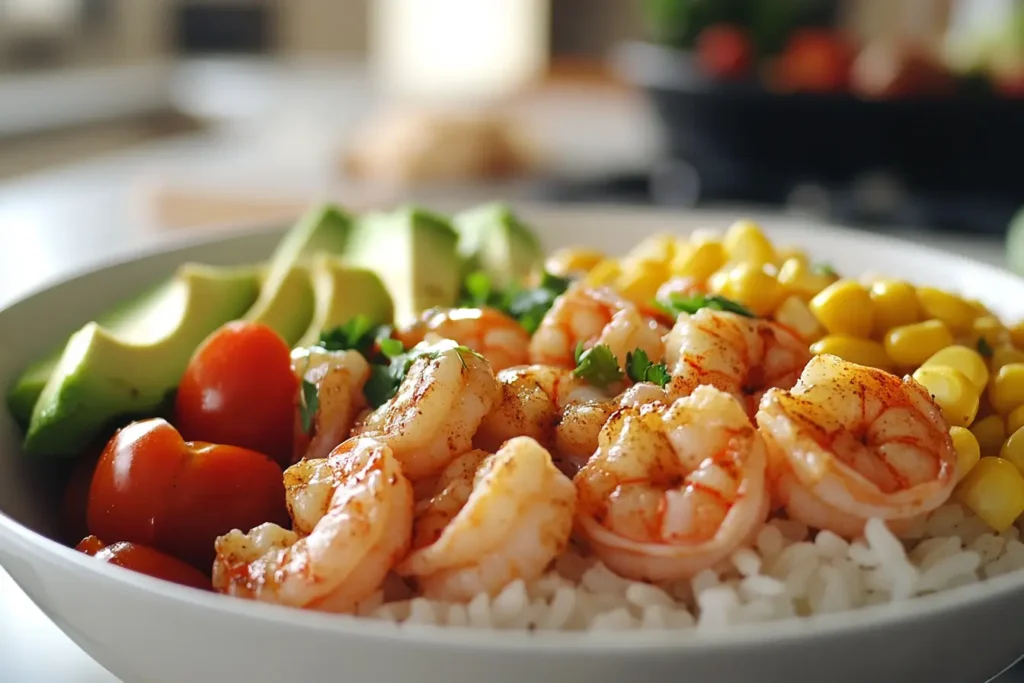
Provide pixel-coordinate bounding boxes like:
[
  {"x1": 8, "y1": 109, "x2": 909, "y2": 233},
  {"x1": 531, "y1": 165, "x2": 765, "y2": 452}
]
[
  {"x1": 355, "y1": 340, "x2": 501, "y2": 480},
  {"x1": 756, "y1": 354, "x2": 957, "y2": 539},
  {"x1": 212, "y1": 437, "x2": 413, "y2": 613},
  {"x1": 397, "y1": 436, "x2": 576, "y2": 601},
  {"x1": 575, "y1": 385, "x2": 770, "y2": 582}
]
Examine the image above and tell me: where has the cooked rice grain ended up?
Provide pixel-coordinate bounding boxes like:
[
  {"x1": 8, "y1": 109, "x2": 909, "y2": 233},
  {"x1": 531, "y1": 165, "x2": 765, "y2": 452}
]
[{"x1": 365, "y1": 503, "x2": 1024, "y2": 631}]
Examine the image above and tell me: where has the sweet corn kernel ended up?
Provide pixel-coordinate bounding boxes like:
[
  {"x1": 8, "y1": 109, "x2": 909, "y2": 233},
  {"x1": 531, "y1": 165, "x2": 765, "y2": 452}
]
[
  {"x1": 1008, "y1": 404, "x2": 1024, "y2": 437},
  {"x1": 991, "y1": 344, "x2": 1024, "y2": 372},
  {"x1": 950, "y1": 426, "x2": 981, "y2": 481},
  {"x1": 911, "y1": 366, "x2": 980, "y2": 428},
  {"x1": 1009, "y1": 322, "x2": 1024, "y2": 350},
  {"x1": 584, "y1": 259, "x2": 620, "y2": 287},
  {"x1": 625, "y1": 233, "x2": 676, "y2": 266},
  {"x1": 1003, "y1": 426, "x2": 1024, "y2": 474},
  {"x1": 917, "y1": 287, "x2": 978, "y2": 333},
  {"x1": 723, "y1": 219, "x2": 776, "y2": 266},
  {"x1": 706, "y1": 267, "x2": 730, "y2": 295},
  {"x1": 716, "y1": 262, "x2": 783, "y2": 317},
  {"x1": 545, "y1": 247, "x2": 605, "y2": 276},
  {"x1": 968, "y1": 298, "x2": 994, "y2": 317},
  {"x1": 884, "y1": 319, "x2": 954, "y2": 368},
  {"x1": 971, "y1": 316, "x2": 1010, "y2": 349},
  {"x1": 616, "y1": 260, "x2": 669, "y2": 306},
  {"x1": 777, "y1": 258, "x2": 837, "y2": 300},
  {"x1": 774, "y1": 246, "x2": 807, "y2": 264},
  {"x1": 671, "y1": 239, "x2": 726, "y2": 283},
  {"x1": 955, "y1": 457, "x2": 1024, "y2": 532},
  {"x1": 989, "y1": 363, "x2": 1024, "y2": 415},
  {"x1": 809, "y1": 280, "x2": 875, "y2": 337},
  {"x1": 810, "y1": 335, "x2": 893, "y2": 371},
  {"x1": 869, "y1": 279, "x2": 919, "y2": 334},
  {"x1": 773, "y1": 296, "x2": 825, "y2": 342},
  {"x1": 920, "y1": 345, "x2": 989, "y2": 393},
  {"x1": 971, "y1": 415, "x2": 1007, "y2": 456}
]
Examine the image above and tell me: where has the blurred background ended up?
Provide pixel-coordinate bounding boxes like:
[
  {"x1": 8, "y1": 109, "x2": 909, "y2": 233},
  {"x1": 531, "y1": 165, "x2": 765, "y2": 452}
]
[
  {"x1": 4, "y1": 2, "x2": 1024, "y2": 681},
  {"x1": 1, "y1": 0, "x2": 1023, "y2": 242}
]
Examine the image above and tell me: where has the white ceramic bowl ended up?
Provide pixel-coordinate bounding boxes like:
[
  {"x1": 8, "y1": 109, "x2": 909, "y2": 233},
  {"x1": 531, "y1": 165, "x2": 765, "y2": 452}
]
[{"x1": 2, "y1": 206, "x2": 1024, "y2": 683}]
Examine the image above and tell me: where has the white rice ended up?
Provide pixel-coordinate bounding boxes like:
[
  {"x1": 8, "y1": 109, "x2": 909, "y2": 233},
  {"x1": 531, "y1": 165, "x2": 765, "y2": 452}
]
[{"x1": 359, "y1": 504, "x2": 1024, "y2": 631}]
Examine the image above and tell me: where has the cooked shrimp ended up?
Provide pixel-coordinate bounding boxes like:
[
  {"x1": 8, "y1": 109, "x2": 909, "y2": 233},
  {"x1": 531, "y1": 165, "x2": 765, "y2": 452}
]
[
  {"x1": 291, "y1": 347, "x2": 371, "y2": 462},
  {"x1": 557, "y1": 382, "x2": 682, "y2": 475},
  {"x1": 529, "y1": 285, "x2": 666, "y2": 369},
  {"x1": 663, "y1": 307, "x2": 810, "y2": 415},
  {"x1": 354, "y1": 339, "x2": 500, "y2": 480},
  {"x1": 396, "y1": 436, "x2": 576, "y2": 601},
  {"x1": 575, "y1": 385, "x2": 770, "y2": 582},
  {"x1": 396, "y1": 306, "x2": 529, "y2": 372},
  {"x1": 755, "y1": 354, "x2": 957, "y2": 538},
  {"x1": 474, "y1": 364, "x2": 608, "y2": 453},
  {"x1": 212, "y1": 437, "x2": 413, "y2": 613}
]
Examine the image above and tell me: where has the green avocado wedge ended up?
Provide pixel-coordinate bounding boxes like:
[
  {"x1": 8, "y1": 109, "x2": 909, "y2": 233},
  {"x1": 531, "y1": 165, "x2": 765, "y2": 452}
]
[
  {"x1": 295, "y1": 255, "x2": 394, "y2": 348},
  {"x1": 6, "y1": 276, "x2": 176, "y2": 427},
  {"x1": 453, "y1": 202, "x2": 543, "y2": 289},
  {"x1": 345, "y1": 206, "x2": 461, "y2": 324},
  {"x1": 22, "y1": 263, "x2": 261, "y2": 457},
  {"x1": 243, "y1": 204, "x2": 354, "y2": 345}
]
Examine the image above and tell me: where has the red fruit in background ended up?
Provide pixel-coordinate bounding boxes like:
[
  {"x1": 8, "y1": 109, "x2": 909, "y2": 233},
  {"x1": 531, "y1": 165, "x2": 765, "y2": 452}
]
[
  {"x1": 774, "y1": 29, "x2": 854, "y2": 93},
  {"x1": 696, "y1": 23, "x2": 754, "y2": 81},
  {"x1": 851, "y1": 42, "x2": 955, "y2": 99}
]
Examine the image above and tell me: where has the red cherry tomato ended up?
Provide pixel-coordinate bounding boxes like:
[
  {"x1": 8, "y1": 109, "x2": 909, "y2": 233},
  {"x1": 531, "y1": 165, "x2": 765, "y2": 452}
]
[
  {"x1": 696, "y1": 23, "x2": 753, "y2": 81},
  {"x1": 61, "y1": 445, "x2": 103, "y2": 544},
  {"x1": 775, "y1": 29, "x2": 854, "y2": 93},
  {"x1": 175, "y1": 321, "x2": 298, "y2": 467},
  {"x1": 76, "y1": 536, "x2": 211, "y2": 590},
  {"x1": 87, "y1": 418, "x2": 288, "y2": 569}
]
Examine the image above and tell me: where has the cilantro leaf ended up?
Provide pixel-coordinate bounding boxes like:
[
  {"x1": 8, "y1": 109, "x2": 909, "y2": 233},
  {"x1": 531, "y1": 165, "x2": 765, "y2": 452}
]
[
  {"x1": 812, "y1": 263, "x2": 838, "y2": 278},
  {"x1": 318, "y1": 315, "x2": 379, "y2": 356},
  {"x1": 456, "y1": 269, "x2": 574, "y2": 335},
  {"x1": 572, "y1": 344, "x2": 624, "y2": 389},
  {"x1": 299, "y1": 379, "x2": 319, "y2": 434},
  {"x1": 379, "y1": 337, "x2": 404, "y2": 358},
  {"x1": 362, "y1": 343, "x2": 481, "y2": 408},
  {"x1": 978, "y1": 337, "x2": 994, "y2": 358},
  {"x1": 625, "y1": 349, "x2": 671, "y2": 388},
  {"x1": 655, "y1": 293, "x2": 755, "y2": 319}
]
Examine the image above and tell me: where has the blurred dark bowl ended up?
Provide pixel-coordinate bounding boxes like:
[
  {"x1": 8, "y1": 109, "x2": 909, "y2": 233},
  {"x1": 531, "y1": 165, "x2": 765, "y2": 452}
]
[{"x1": 613, "y1": 41, "x2": 1024, "y2": 205}]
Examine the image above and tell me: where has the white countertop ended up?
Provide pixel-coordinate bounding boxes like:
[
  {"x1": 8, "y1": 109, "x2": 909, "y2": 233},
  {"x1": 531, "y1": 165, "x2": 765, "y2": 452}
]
[{"x1": 0, "y1": 57, "x2": 1015, "y2": 682}]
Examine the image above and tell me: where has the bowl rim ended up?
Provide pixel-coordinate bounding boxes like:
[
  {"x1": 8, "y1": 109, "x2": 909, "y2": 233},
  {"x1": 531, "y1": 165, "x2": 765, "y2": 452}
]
[{"x1": 2, "y1": 202, "x2": 1024, "y2": 653}]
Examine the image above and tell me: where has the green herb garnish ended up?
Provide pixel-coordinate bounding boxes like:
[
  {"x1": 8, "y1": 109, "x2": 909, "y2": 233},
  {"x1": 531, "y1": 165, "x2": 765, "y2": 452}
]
[
  {"x1": 626, "y1": 349, "x2": 671, "y2": 388},
  {"x1": 812, "y1": 263, "x2": 838, "y2": 278},
  {"x1": 978, "y1": 337, "x2": 994, "y2": 358},
  {"x1": 299, "y1": 379, "x2": 319, "y2": 434},
  {"x1": 456, "y1": 269, "x2": 573, "y2": 335},
  {"x1": 655, "y1": 293, "x2": 755, "y2": 318},
  {"x1": 572, "y1": 343, "x2": 624, "y2": 389},
  {"x1": 379, "y1": 337, "x2": 404, "y2": 358},
  {"x1": 363, "y1": 343, "x2": 480, "y2": 408},
  {"x1": 318, "y1": 315, "x2": 379, "y2": 356}
]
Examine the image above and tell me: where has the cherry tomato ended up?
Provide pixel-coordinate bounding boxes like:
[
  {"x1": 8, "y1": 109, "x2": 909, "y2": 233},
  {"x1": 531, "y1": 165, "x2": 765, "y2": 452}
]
[
  {"x1": 774, "y1": 29, "x2": 854, "y2": 94},
  {"x1": 696, "y1": 23, "x2": 753, "y2": 81},
  {"x1": 76, "y1": 536, "x2": 211, "y2": 590},
  {"x1": 87, "y1": 418, "x2": 288, "y2": 569},
  {"x1": 175, "y1": 321, "x2": 298, "y2": 467}
]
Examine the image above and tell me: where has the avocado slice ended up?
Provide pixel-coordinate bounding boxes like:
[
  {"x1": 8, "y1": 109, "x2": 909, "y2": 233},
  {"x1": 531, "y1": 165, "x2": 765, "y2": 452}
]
[
  {"x1": 453, "y1": 202, "x2": 543, "y2": 289},
  {"x1": 6, "y1": 276, "x2": 180, "y2": 426},
  {"x1": 295, "y1": 255, "x2": 395, "y2": 348},
  {"x1": 23, "y1": 263, "x2": 261, "y2": 457},
  {"x1": 243, "y1": 204, "x2": 354, "y2": 345},
  {"x1": 345, "y1": 206, "x2": 461, "y2": 324}
]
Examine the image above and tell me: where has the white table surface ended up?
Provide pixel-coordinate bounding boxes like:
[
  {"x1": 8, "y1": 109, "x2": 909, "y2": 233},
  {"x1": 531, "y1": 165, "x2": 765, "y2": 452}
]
[{"x1": 0, "y1": 57, "x2": 1015, "y2": 682}]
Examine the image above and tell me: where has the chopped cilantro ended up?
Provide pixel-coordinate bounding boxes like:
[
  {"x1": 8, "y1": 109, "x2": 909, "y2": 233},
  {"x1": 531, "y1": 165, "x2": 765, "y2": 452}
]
[
  {"x1": 379, "y1": 337, "x2": 404, "y2": 358},
  {"x1": 318, "y1": 315, "x2": 379, "y2": 356},
  {"x1": 812, "y1": 263, "x2": 838, "y2": 278},
  {"x1": 656, "y1": 293, "x2": 755, "y2": 318},
  {"x1": 362, "y1": 343, "x2": 480, "y2": 408},
  {"x1": 625, "y1": 349, "x2": 670, "y2": 388},
  {"x1": 299, "y1": 379, "x2": 319, "y2": 434},
  {"x1": 456, "y1": 269, "x2": 573, "y2": 335},
  {"x1": 978, "y1": 337, "x2": 994, "y2": 358},
  {"x1": 572, "y1": 343, "x2": 624, "y2": 389}
]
